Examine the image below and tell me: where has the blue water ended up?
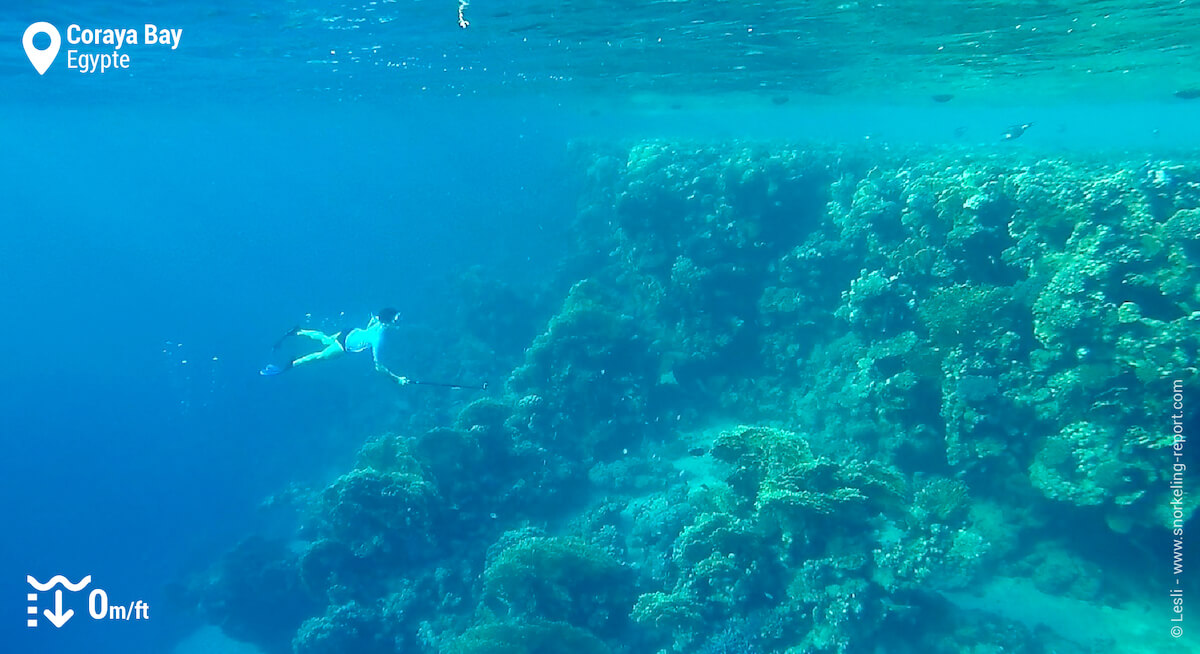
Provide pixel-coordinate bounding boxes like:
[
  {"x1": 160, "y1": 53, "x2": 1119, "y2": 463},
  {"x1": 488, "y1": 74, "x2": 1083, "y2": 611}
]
[
  {"x1": 1, "y1": 100, "x2": 575, "y2": 652},
  {"x1": 3, "y1": 2, "x2": 1199, "y2": 653}
]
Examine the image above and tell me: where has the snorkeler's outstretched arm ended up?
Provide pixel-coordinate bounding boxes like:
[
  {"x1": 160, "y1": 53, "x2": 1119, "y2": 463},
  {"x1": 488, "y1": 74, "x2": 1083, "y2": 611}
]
[
  {"x1": 374, "y1": 347, "x2": 485, "y2": 390},
  {"x1": 375, "y1": 362, "x2": 411, "y2": 385}
]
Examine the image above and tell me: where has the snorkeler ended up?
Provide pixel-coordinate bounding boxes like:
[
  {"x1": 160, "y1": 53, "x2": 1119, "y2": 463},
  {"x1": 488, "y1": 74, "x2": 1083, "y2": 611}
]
[{"x1": 260, "y1": 308, "x2": 410, "y2": 385}]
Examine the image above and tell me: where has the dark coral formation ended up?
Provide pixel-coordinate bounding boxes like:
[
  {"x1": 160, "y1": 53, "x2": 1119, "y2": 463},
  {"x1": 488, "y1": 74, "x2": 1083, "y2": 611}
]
[{"x1": 192, "y1": 142, "x2": 1198, "y2": 653}]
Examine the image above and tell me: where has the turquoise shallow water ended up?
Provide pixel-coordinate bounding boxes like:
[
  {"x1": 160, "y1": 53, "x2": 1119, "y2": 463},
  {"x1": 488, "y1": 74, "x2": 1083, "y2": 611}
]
[
  {"x1": 4, "y1": 0, "x2": 1200, "y2": 102},
  {"x1": 2, "y1": 3, "x2": 1197, "y2": 654}
]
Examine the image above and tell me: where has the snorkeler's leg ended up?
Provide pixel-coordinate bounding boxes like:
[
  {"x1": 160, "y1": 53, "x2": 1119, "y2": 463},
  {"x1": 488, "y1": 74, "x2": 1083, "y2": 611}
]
[
  {"x1": 292, "y1": 342, "x2": 346, "y2": 368},
  {"x1": 296, "y1": 329, "x2": 340, "y2": 347},
  {"x1": 262, "y1": 330, "x2": 342, "y2": 376}
]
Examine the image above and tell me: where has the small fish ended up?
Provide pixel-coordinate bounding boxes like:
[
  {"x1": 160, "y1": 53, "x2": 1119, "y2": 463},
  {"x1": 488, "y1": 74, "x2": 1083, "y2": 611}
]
[
  {"x1": 1003, "y1": 122, "x2": 1033, "y2": 140},
  {"x1": 687, "y1": 447, "x2": 707, "y2": 457},
  {"x1": 770, "y1": 95, "x2": 790, "y2": 105},
  {"x1": 1175, "y1": 89, "x2": 1200, "y2": 100},
  {"x1": 931, "y1": 93, "x2": 954, "y2": 103}
]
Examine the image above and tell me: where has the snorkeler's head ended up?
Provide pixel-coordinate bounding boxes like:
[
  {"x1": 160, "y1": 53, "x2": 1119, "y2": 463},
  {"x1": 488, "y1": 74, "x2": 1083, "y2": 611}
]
[{"x1": 377, "y1": 307, "x2": 401, "y2": 325}]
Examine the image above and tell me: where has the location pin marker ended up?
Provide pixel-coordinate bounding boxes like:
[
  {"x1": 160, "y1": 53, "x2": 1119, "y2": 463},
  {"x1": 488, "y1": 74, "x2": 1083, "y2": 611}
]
[{"x1": 23, "y1": 22, "x2": 61, "y2": 75}]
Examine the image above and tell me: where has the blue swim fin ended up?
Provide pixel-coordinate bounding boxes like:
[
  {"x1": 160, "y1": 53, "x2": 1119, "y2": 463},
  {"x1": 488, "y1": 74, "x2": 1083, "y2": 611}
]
[{"x1": 260, "y1": 363, "x2": 289, "y2": 376}]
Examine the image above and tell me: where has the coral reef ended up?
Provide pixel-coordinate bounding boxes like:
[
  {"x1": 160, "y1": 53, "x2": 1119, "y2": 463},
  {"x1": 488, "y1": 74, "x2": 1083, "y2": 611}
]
[
  {"x1": 479, "y1": 532, "x2": 634, "y2": 632},
  {"x1": 194, "y1": 537, "x2": 320, "y2": 654},
  {"x1": 292, "y1": 601, "x2": 398, "y2": 654},
  {"x1": 442, "y1": 620, "x2": 611, "y2": 654},
  {"x1": 190, "y1": 142, "x2": 1196, "y2": 654}
]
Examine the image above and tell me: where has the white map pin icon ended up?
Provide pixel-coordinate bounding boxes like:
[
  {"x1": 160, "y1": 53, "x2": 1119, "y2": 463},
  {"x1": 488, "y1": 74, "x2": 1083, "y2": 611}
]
[{"x1": 23, "y1": 22, "x2": 61, "y2": 75}]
